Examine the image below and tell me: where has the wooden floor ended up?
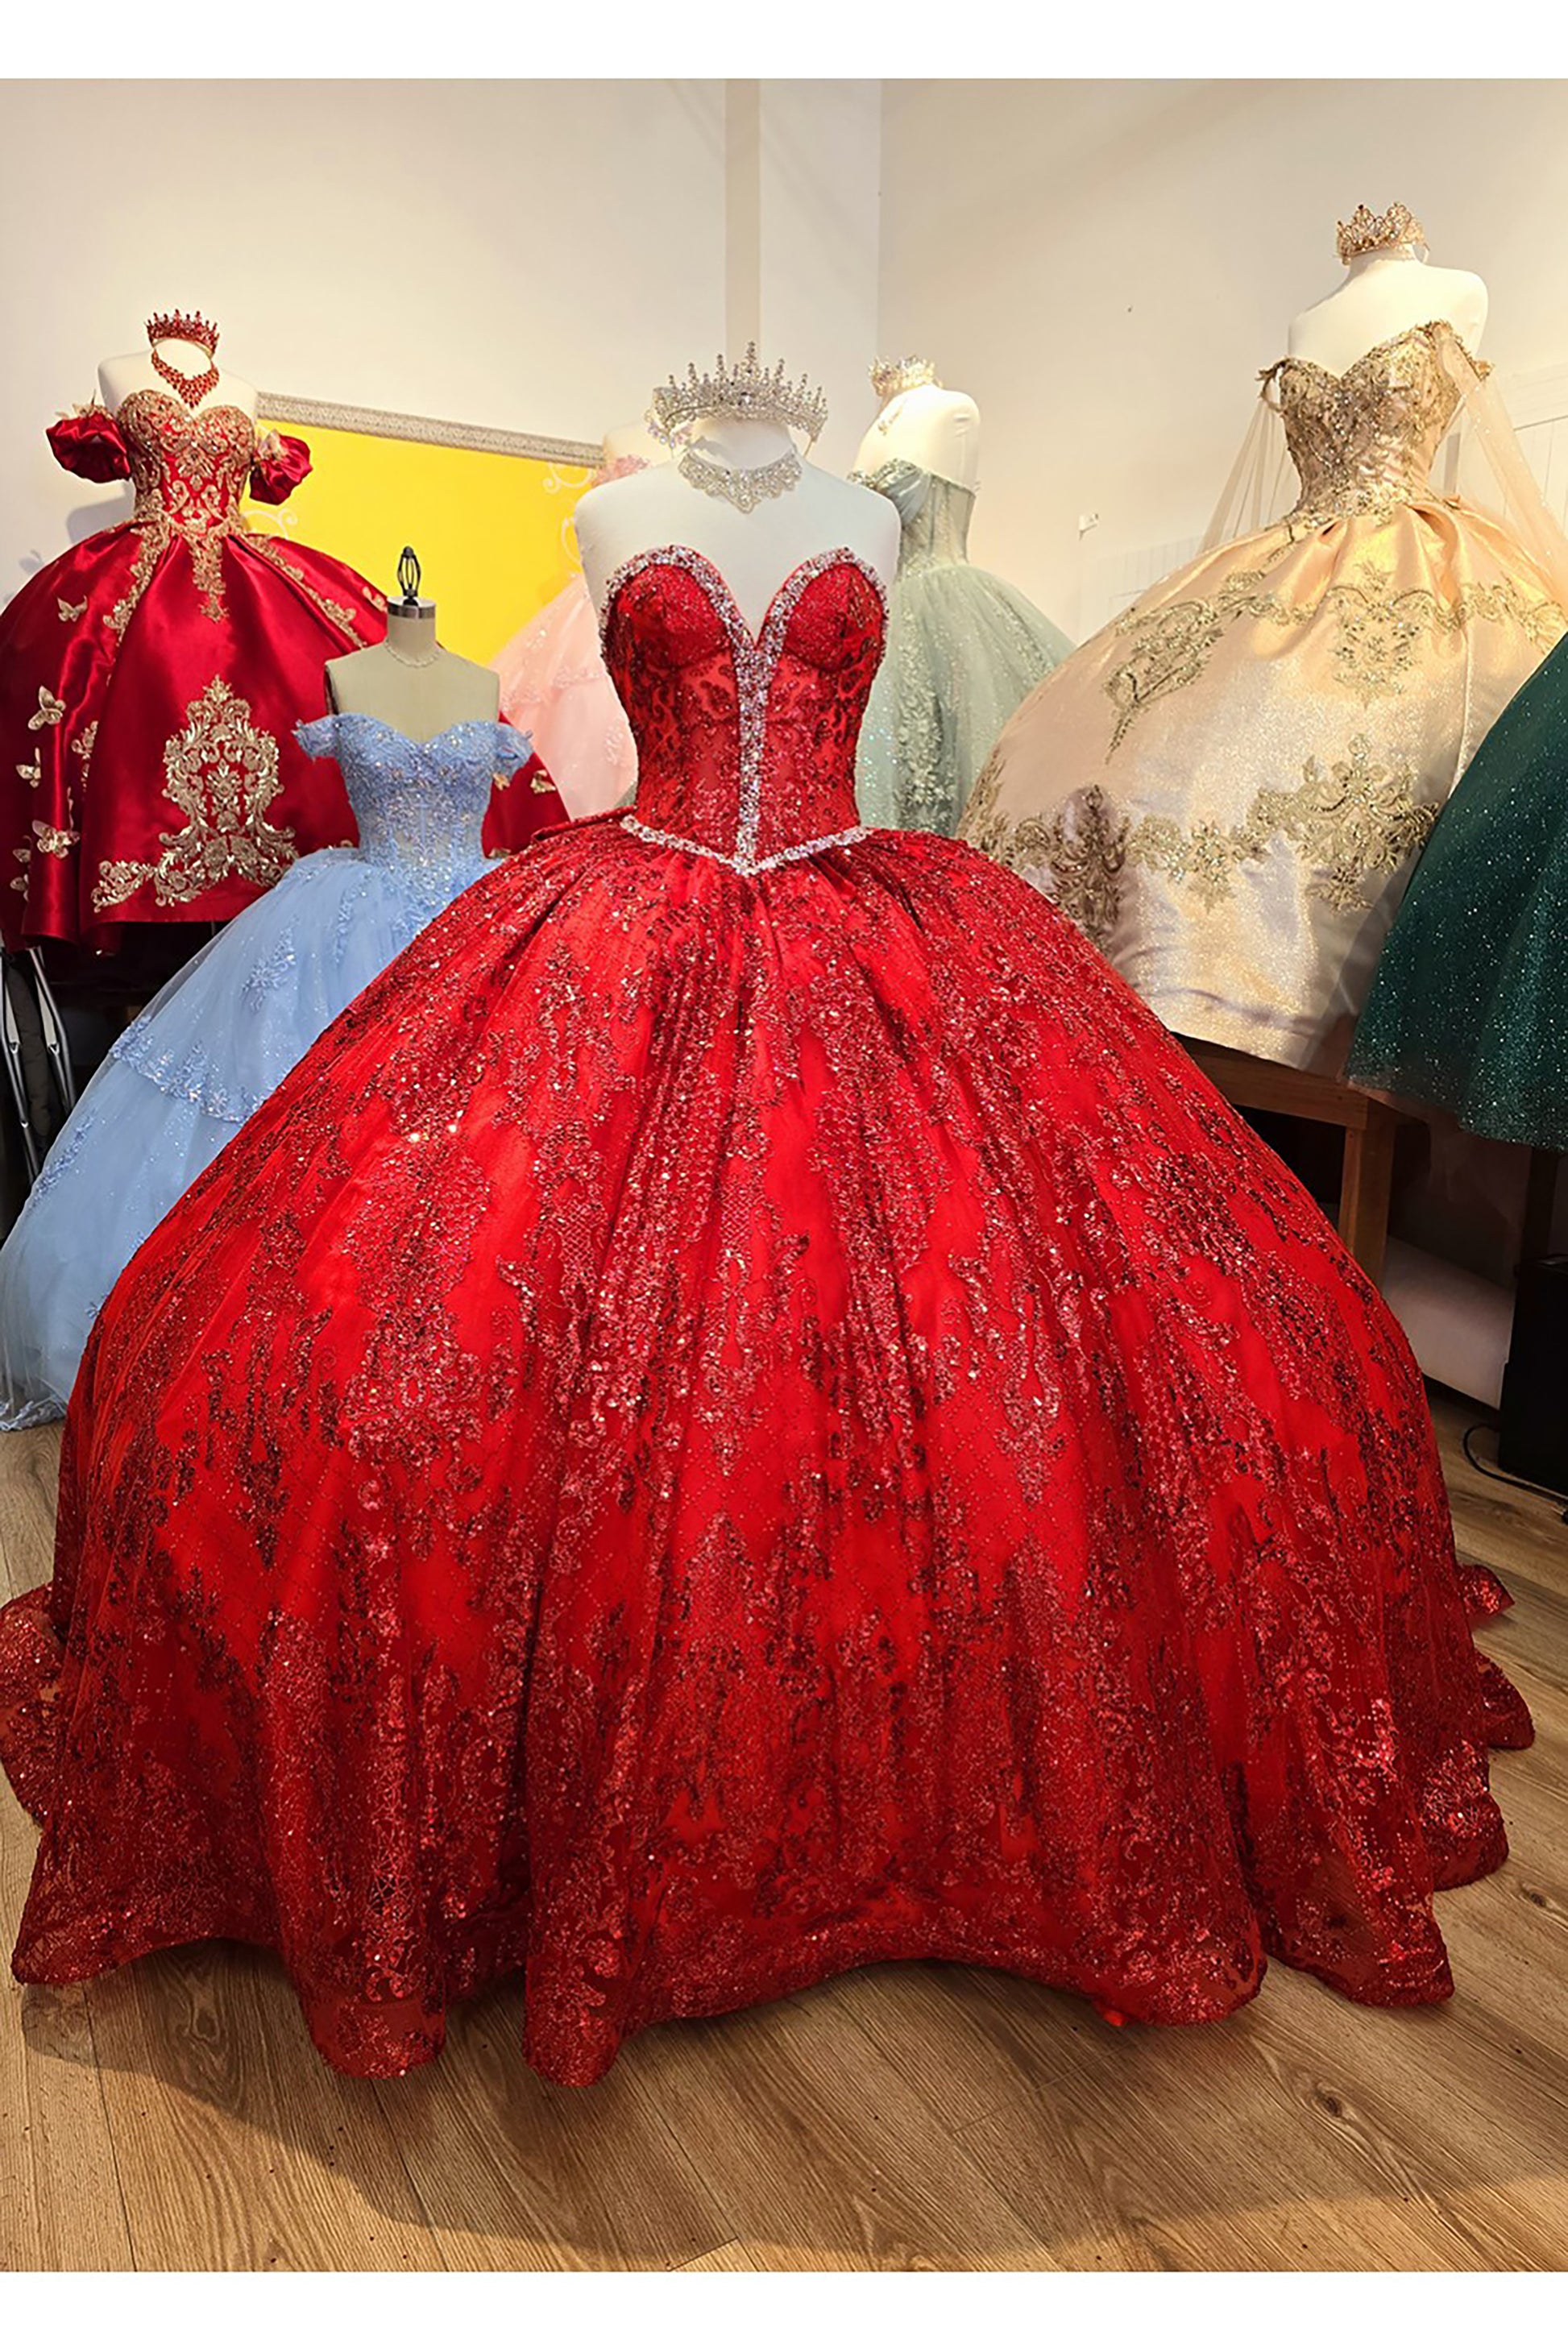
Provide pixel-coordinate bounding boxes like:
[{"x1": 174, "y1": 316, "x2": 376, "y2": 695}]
[{"x1": 2, "y1": 1393, "x2": 1566, "y2": 2273}]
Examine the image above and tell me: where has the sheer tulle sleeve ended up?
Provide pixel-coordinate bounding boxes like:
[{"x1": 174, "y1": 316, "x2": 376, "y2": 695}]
[
  {"x1": 249, "y1": 430, "x2": 313, "y2": 505},
  {"x1": 295, "y1": 715, "x2": 338, "y2": 759},
  {"x1": 851, "y1": 457, "x2": 931, "y2": 526},
  {"x1": 1438, "y1": 326, "x2": 1568, "y2": 608},
  {"x1": 1200, "y1": 375, "x2": 1296, "y2": 550},
  {"x1": 48, "y1": 405, "x2": 131, "y2": 485}
]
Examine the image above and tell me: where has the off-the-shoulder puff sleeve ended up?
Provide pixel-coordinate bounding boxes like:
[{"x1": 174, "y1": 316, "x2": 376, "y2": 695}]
[
  {"x1": 249, "y1": 429, "x2": 313, "y2": 505},
  {"x1": 295, "y1": 715, "x2": 337, "y2": 759},
  {"x1": 493, "y1": 722, "x2": 535, "y2": 775},
  {"x1": 48, "y1": 406, "x2": 131, "y2": 484}
]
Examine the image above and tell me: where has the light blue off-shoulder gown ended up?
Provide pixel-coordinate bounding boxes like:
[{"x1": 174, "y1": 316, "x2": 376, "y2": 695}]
[{"x1": 0, "y1": 712, "x2": 534, "y2": 1425}]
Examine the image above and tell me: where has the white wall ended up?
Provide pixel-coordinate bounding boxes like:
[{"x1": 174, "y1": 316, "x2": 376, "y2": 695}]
[
  {"x1": 878, "y1": 80, "x2": 1568, "y2": 638},
  {"x1": 0, "y1": 78, "x2": 818, "y2": 597}
]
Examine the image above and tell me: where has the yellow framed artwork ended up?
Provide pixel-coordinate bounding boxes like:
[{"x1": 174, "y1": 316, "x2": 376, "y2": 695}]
[{"x1": 246, "y1": 394, "x2": 600, "y2": 664}]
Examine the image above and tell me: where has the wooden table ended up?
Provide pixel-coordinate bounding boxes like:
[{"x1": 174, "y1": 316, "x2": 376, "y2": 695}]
[{"x1": 1179, "y1": 1035, "x2": 1402, "y2": 1287}]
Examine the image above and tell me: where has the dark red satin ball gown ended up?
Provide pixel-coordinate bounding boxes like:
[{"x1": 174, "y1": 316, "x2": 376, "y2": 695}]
[{"x1": 0, "y1": 541, "x2": 1529, "y2": 2084}]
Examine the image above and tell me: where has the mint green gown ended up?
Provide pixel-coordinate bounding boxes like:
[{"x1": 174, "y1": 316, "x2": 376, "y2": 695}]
[{"x1": 853, "y1": 459, "x2": 1072, "y2": 836}]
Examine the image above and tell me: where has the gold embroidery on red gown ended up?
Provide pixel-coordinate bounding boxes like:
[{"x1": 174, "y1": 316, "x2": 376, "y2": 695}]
[
  {"x1": 0, "y1": 388, "x2": 386, "y2": 948},
  {"x1": 962, "y1": 321, "x2": 1568, "y2": 1071},
  {"x1": 92, "y1": 678, "x2": 293, "y2": 911}
]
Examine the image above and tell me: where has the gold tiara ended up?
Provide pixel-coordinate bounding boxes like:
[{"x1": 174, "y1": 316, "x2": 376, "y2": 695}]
[
  {"x1": 870, "y1": 355, "x2": 939, "y2": 401},
  {"x1": 1335, "y1": 202, "x2": 1426, "y2": 265},
  {"x1": 648, "y1": 344, "x2": 828, "y2": 448}
]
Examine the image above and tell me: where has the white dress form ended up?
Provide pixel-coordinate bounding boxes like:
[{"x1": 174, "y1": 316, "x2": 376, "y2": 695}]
[
  {"x1": 599, "y1": 420, "x2": 668, "y2": 469},
  {"x1": 854, "y1": 383, "x2": 981, "y2": 492},
  {"x1": 98, "y1": 343, "x2": 259, "y2": 420},
  {"x1": 1288, "y1": 252, "x2": 1488, "y2": 369},
  {"x1": 575, "y1": 417, "x2": 898, "y2": 633},
  {"x1": 327, "y1": 606, "x2": 499, "y2": 738}
]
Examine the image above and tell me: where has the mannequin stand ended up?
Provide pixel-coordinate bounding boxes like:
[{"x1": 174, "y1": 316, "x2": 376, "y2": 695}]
[{"x1": 1180, "y1": 1037, "x2": 1403, "y2": 1285}]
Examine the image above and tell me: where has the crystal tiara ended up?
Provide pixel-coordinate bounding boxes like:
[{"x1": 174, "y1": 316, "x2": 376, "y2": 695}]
[
  {"x1": 146, "y1": 309, "x2": 219, "y2": 355},
  {"x1": 870, "y1": 356, "x2": 939, "y2": 401},
  {"x1": 648, "y1": 344, "x2": 828, "y2": 448},
  {"x1": 1335, "y1": 203, "x2": 1426, "y2": 266}
]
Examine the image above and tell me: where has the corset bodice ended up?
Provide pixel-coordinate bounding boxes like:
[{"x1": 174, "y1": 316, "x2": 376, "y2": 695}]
[
  {"x1": 117, "y1": 390, "x2": 257, "y2": 530},
  {"x1": 855, "y1": 460, "x2": 975, "y2": 571},
  {"x1": 296, "y1": 715, "x2": 531, "y2": 911},
  {"x1": 602, "y1": 546, "x2": 887, "y2": 874},
  {"x1": 1269, "y1": 321, "x2": 1469, "y2": 525}
]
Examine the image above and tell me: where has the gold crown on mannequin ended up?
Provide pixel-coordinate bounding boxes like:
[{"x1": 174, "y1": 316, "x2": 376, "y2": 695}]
[
  {"x1": 146, "y1": 308, "x2": 219, "y2": 354},
  {"x1": 1335, "y1": 203, "x2": 1426, "y2": 266},
  {"x1": 870, "y1": 356, "x2": 939, "y2": 401},
  {"x1": 648, "y1": 344, "x2": 828, "y2": 448}
]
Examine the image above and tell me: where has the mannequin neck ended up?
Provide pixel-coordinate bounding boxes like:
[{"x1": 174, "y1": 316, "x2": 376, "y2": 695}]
[
  {"x1": 386, "y1": 606, "x2": 439, "y2": 665},
  {"x1": 1342, "y1": 248, "x2": 1426, "y2": 283},
  {"x1": 683, "y1": 413, "x2": 797, "y2": 467},
  {"x1": 151, "y1": 337, "x2": 218, "y2": 374}
]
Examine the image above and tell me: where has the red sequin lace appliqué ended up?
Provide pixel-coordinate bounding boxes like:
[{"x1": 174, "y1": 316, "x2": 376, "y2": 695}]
[{"x1": 0, "y1": 550, "x2": 1531, "y2": 2085}]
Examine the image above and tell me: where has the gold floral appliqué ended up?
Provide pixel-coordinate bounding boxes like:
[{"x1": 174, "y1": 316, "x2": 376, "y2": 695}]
[
  {"x1": 1124, "y1": 734, "x2": 1435, "y2": 912},
  {"x1": 92, "y1": 678, "x2": 296, "y2": 912}
]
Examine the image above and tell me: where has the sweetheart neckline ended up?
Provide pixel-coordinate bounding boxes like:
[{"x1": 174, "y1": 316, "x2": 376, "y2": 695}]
[
  {"x1": 111, "y1": 389, "x2": 259, "y2": 432},
  {"x1": 1271, "y1": 317, "x2": 1466, "y2": 386},
  {"x1": 599, "y1": 543, "x2": 887, "y2": 649}
]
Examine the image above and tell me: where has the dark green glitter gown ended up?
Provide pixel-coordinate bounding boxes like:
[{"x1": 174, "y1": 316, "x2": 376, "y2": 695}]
[{"x1": 1349, "y1": 637, "x2": 1568, "y2": 1147}]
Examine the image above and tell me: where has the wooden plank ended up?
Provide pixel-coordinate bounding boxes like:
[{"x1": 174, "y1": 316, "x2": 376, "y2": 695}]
[
  {"x1": 0, "y1": 1427, "x2": 133, "y2": 2273},
  {"x1": 81, "y1": 1943, "x2": 442, "y2": 2272},
  {"x1": 1338, "y1": 1105, "x2": 1396, "y2": 1282},
  {"x1": 622, "y1": 1981, "x2": 1056, "y2": 2271},
  {"x1": 0, "y1": 1426, "x2": 61, "y2": 1604},
  {"x1": 368, "y1": 1985, "x2": 732, "y2": 2272},
  {"x1": 1180, "y1": 1039, "x2": 1375, "y2": 1130},
  {"x1": 0, "y1": 1755, "x2": 40, "y2": 2271}
]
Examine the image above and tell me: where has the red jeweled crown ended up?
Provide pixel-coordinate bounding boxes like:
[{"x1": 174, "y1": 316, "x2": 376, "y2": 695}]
[{"x1": 146, "y1": 309, "x2": 219, "y2": 355}]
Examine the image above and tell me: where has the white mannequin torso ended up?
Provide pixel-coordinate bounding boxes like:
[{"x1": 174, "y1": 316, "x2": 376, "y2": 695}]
[
  {"x1": 326, "y1": 606, "x2": 498, "y2": 738},
  {"x1": 575, "y1": 418, "x2": 898, "y2": 634},
  {"x1": 1288, "y1": 253, "x2": 1488, "y2": 370},
  {"x1": 853, "y1": 384, "x2": 981, "y2": 491},
  {"x1": 98, "y1": 343, "x2": 259, "y2": 419},
  {"x1": 599, "y1": 419, "x2": 668, "y2": 468}
]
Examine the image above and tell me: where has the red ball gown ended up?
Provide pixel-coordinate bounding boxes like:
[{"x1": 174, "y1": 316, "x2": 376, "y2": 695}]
[
  {"x1": 0, "y1": 541, "x2": 1529, "y2": 2084},
  {"x1": 0, "y1": 392, "x2": 387, "y2": 950}
]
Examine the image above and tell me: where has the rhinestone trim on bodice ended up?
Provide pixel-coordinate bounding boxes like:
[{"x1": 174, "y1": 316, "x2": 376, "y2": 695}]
[{"x1": 599, "y1": 544, "x2": 887, "y2": 877}]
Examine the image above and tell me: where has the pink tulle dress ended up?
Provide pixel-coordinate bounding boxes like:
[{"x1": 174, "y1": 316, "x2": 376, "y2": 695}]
[{"x1": 491, "y1": 459, "x2": 641, "y2": 819}]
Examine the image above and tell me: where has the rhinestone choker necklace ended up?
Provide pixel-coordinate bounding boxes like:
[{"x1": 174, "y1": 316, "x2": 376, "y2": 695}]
[
  {"x1": 678, "y1": 443, "x2": 803, "y2": 513},
  {"x1": 386, "y1": 637, "x2": 442, "y2": 669}
]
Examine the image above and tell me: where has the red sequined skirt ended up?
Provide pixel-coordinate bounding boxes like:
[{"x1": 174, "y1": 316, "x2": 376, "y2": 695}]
[{"x1": 0, "y1": 819, "x2": 1531, "y2": 2081}]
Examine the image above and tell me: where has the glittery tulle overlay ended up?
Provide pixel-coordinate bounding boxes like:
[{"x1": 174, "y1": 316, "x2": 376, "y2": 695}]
[
  {"x1": 961, "y1": 322, "x2": 1568, "y2": 1074},
  {"x1": 1348, "y1": 629, "x2": 1568, "y2": 1149},
  {"x1": 0, "y1": 552, "x2": 1529, "y2": 2086},
  {"x1": 0, "y1": 716, "x2": 537, "y2": 1428},
  {"x1": 492, "y1": 574, "x2": 637, "y2": 819},
  {"x1": 853, "y1": 460, "x2": 1072, "y2": 836}
]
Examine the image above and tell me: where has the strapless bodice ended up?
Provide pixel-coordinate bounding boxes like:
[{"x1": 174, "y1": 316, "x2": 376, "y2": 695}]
[
  {"x1": 854, "y1": 461, "x2": 975, "y2": 571},
  {"x1": 1267, "y1": 321, "x2": 1473, "y2": 526},
  {"x1": 601, "y1": 546, "x2": 887, "y2": 874},
  {"x1": 296, "y1": 715, "x2": 533, "y2": 910}
]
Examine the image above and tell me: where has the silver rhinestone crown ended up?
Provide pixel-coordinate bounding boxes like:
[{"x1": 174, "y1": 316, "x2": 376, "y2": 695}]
[{"x1": 649, "y1": 343, "x2": 828, "y2": 448}]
